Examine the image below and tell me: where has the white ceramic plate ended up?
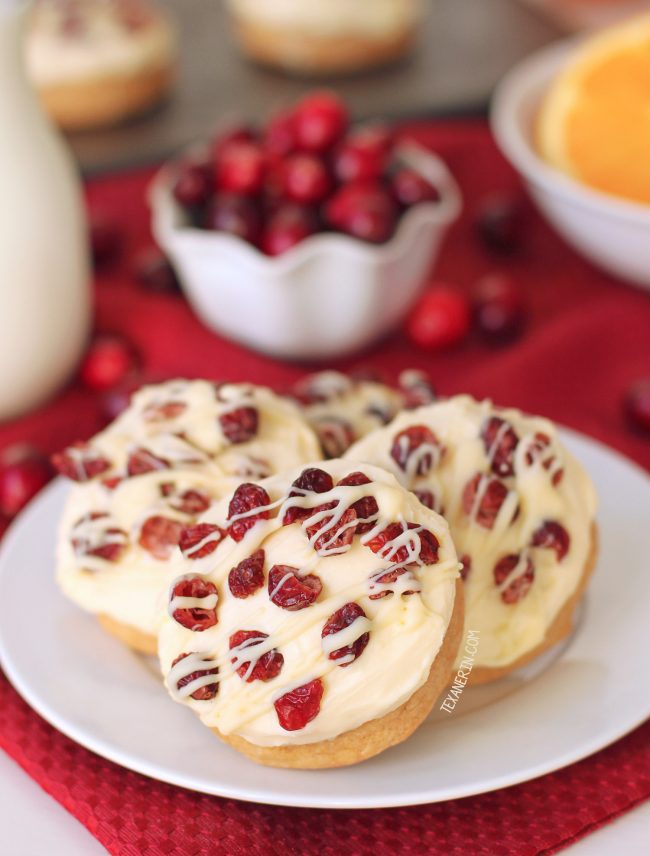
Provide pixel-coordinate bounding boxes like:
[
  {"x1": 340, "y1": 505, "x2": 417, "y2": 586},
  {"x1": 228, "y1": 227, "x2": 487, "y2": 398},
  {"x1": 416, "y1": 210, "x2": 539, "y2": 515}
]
[{"x1": 0, "y1": 430, "x2": 648, "y2": 809}]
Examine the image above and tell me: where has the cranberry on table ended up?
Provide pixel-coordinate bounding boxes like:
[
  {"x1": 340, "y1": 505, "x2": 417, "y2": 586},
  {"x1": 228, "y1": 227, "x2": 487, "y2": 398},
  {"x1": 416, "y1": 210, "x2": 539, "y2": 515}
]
[
  {"x1": 260, "y1": 203, "x2": 318, "y2": 256},
  {"x1": 133, "y1": 248, "x2": 180, "y2": 294},
  {"x1": 624, "y1": 378, "x2": 650, "y2": 434},
  {"x1": 279, "y1": 154, "x2": 331, "y2": 205},
  {"x1": 0, "y1": 444, "x2": 53, "y2": 518},
  {"x1": 172, "y1": 160, "x2": 212, "y2": 209},
  {"x1": 292, "y1": 91, "x2": 348, "y2": 153},
  {"x1": 264, "y1": 110, "x2": 296, "y2": 157},
  {"x1": 89, "y1": 210, "x2": 123, "y2": 268},
  {"x1": 473, "y1": 273, "x2": 526, "y2": 344},
  {"x1": 406, "y1": 284, "x2": 471, "y2": 350},
  {"x1": 215, "y1": 142, "x2": 265, "y2": 195},
  {"x1": 204, "y1": 193, "x2": 261, "y2": 244},
  {"x1": 392, "y1": 168, "x2": 440, "y2": 207},
  {"x1": 333, "y1": 125, "x2": 393, "y2": 184},
  {"x1": 79, "y1": 334, "x2": 139, "y2": 392},
  {"x1": 476, "y1": 193, "x2": 526, "y2": 254},
  {"x1": 325, "y1": 182, "x2": 397, "y2": 244}
]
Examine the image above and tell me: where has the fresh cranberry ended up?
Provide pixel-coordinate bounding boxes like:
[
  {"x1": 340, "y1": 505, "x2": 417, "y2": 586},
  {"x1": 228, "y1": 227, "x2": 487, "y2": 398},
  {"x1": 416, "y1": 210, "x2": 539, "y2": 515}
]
[
  {"x1": 138, "y1": 515, "x2": 184, "y2": 560},
  {"x1": 227, "y1": 483, "x2": 271, "y2": 542},
  {"x1": 126, "y1": 447, "x2": 169, "y2": 476},
  {"x1": 494, "y1": 553, "x2": 535, "y2": 604},
  {"x1": 268, "y1": 564, "x2": 322, "y2": 610},
  {"x1": 215, "y1": 142, "x2": 265, "y2": 195},
  {"x1": 624, "y1": 379, "x2": 650, "y2": 434},
  {"x1": 391, "y1": 425, "x2": 442, "y2": 476},
  {"x1": 71, "y1": 513, "x2": 128, "y2": 562},
  {"x1": 333, "y1": 125, "x2": 392, "y2": 184},
  {"x1": 293, "y1": 92, "x2": 348, "y2": 153},
  {"x1": 391, "y1": 168, "x2": 440, "y2": 207},
  {"x1": 89, "y1": 210, "x2": 122, "y2": 268},
  {"x1": 219, "y1": 406, "x2": 258, "y2": 444},
  {"x1": 179, "y1": 523, "x2": 227, "y2": 560},
  {"x1": 283, "y1": 467, "x2": 334, "y2": 525},
  {"x1": 315, "y1": 417, "x2": 356, "y2": 458},
  {"x1": 204, "y1": 193, "x2": 261, "y2": 243},
  {"x1": 366, "y1": 522, "x2": 439, "y2": 565},
  {"x1": 406, "y1": 285, "x2": 471, "y2": 351},
  {"x1": 462, "y1": 473, "x2": 511, "y2": 530},
  {"x1": 260, "y1": 203, "x2": 318, "y2": 256},
  {"x1": 473, "y1": 273, "x2": 526, "y2": 344},
  {"x1": 459, "y1": 554, "x2": 471, "y2": 581},
  {"x1": 305, "y1": 503, "x2": 357, "y2": 554},
  {"x1": 337, "y1": 471, "x2": 378, "y2": 533},
  {"x1": 228, "y1": 548, "x2": 265, "y2": 598},
  {"x1": 476, "y1": 193, "x2": 526, "y2": 254},
  {"x1": 481, "y1": 416, "x2": 519, "y2": 478},
  {"x1": 279, "y1": 153, "x2": 331, "y2": 205},
  {"x1": 325, "y1": 182, "x2": 397, "y2": 244},
  {"x1": 171, "y1": 653, "x2": 219, "y2": 701},
  {"x1": 531, "y1": 520, "x2": 570, "y2": 561},
  {"x1": 133, "y1": 248, "x2": 180, "y2": 294},
  {"x1": 229, "y1": 630, "x2": 284, "y2": 682},
  {"x1": 264, "y1": 110, "x2": 296, "y2": 157},
  {"x1": 213, "y1": 124, "x2": 256, "y2": 159},
  {"x1": 172, "y1": 160, "x2": 212, "y2": 209},
  {"x1": 322, "y1": 602, "x2": 369, "y2": 666},
  {"x1": 0, "y1": 445, "x2": 53, "y2": 518},
  {"x1": 170, "y1": 576, "x2": 218, "y2": 631},
  {"x1": 52, "y1": 442, "x2": 111, "y2": 482},
  {"x1": 79, "y1": 335, "x2": 139, "y2": 392},
  {"x1": 274, "y1": 678, "x2": 324, "y2": 731}
]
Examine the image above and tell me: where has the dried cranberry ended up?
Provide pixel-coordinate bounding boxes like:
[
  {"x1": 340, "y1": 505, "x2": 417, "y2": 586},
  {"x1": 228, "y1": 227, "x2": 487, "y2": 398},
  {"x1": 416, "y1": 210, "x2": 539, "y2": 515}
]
[
  {"x1": 399, "y1": 369, "x2": 437, "y2": 409},
  {"x1": 229, "y1": 630, "x2": 284, "y2": 682},
  {"x1": 227, "y1": 483, "x2": 271, "y2": 542},
  {"x1": 219, "y1": 406, "x2": 258, "y2": 444},
  {"x1": 365, "y1": 521, "x2": 439, "y2": 564},
  {"x1": 462, "y1": 473, "x2": 511, "y2": 530},
  {"x1": 179, "y1": 523, "x2": 227, "y2": 559},
  {"x1": 138, "y1": 515, "x2": 184, "y2": 560},
  {"x1": 459, "y1": 554, "x2": 472, "y2": 581},
  {"x1": 274, "y1": 678, "x2": 324, "y2": 731},
  {"x1": 494, "y1": 553, "x2": 535, "y2": 604},
  {"x1": 322, "y1": 602, "x2": 369, "y2": 666},
  {"x1": 293, "y1": 91, "x2": 348, "y2": 153},
  {"x1": 413, "y1": 488, "x2": 440, "y2": 513},
  {"x1": 143, "y1": 401, "x2": 187, "y2": 422},
  {"x1": 268, "y1": 564, "x2": 322, "y2": 610},
  {"x1": 391, "y1": 168, "x2": 440, "y2": 207},
  {"x1": 337, "y1": 471, "x2": 379, "y2": 534},
  {"x1": 531, "y1": 520, "x2": 570, "y2": 561},
  {"x1": 525, "y1": 433, "x2": 564, "y2": 485},
  {"x1": 126, "y1": 447, "x2": 170, "y2": 476},
  {"x1": 283, "y1": 467, "x2": 334, "y2": 525},
  {"x1": 481, "y1": 416, "x2": 519, "y2": 478},
  {"x1": 71, "y1": 513, "x2": 127, "y2": 562},
  {"x1": 390, "y1": 425, "x2": 442, "y2": 476},
  {"x1": 170, "y1": 576, "x2": 218, "y2": 631},
  {"x1": 228, "y1": 549, "x2": 265, "y2": 598},
  {"x1": 315, "y1": 417, "x2": 356, "y2": 458},
  {"x1": 167, "y1": 488, "x2": 211, "y2": 516},
  {"x1": 368, "y1": 566, "x2": 415, "y2": 600},
  {"x1": 171, "y1": 653, "x2": 219, "y2": 701},
  {"x1": 52, "y1": 442, "x2": 111, "y2": 482},
  {"x1": 305, "y1": 503, "x2": 357, "y2": 554}
]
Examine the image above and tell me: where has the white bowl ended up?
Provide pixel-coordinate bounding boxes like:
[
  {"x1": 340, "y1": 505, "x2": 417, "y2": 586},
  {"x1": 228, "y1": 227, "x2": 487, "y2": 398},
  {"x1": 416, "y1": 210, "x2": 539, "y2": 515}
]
[
  {"x1": 150, "y1": 144, "x2": 461, "y2": 361},
  {"x1": 491, "y1": 40, "x2": 650, "y2": 292}
]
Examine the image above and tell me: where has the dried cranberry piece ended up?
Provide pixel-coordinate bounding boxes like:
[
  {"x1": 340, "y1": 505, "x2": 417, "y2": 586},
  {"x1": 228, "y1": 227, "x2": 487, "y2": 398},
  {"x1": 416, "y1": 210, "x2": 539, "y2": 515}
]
[
  {"x1": 315, "y1": 417, "x2": 356, "y2": 458},
  {"x1": 219, "y1": 406, "x2": 259, "y2": 444},
  {"x1": 368, "y1": 566, "x2": 416, "y2": 600},
  {"x1": 179, "y1": 523, "x2": 227, "y2": 559},
  {"x1": 322, "y1": 602, "x2": 369, "y2": 666},
  {"x1": 525, "y1": 433, "x2": 564, "y2": 485},
  {"x1": 337, "y1": 471, "x2": 379, "y2": 534},
  {"x1": 282, "y1": 467, "x2": 334, "y2": 526},
  {"x1": 531, "y1": 520, "x2": 570, "y2": 561},
  {"x1": 305, "y1": 502, "x2": 357, "y2": 554},
  {"x1": 494, "y1": 554, "x2": 535, "y2": 604},
  {"x1": 365, "y1": 522, "x2": 439, "y2": 565},
  {"x1": 229, "y1": 630, "x2": 284, "y2": 682},
  {"x1": 164, "y1": 487, "x2": 211, "y2": 516},
  {"x1": 390, "y1": 425, "x2": 442, "y2": 476},
  {"x1": 227, "y1": 483, "x2": 271, "y2": 542},
  {"x1": 138, "y1": 515, "x2": 184, "y2": 560},
  {"x1": 481, "y1": 416, "x2": 519, "y2": 478},
  {"x1": 127, "y1": 447, "x2": 170, "y2": 476},
  {"x1": 52, "y1": 442, "x2": 111, "y2": 482},
  {"x1": 274, "y1": 678, "x2": 324, "y2": 731},
  {"x1": 268, "y1": 564, "x2": 322, "y2": 610},
  {"x1": 143, "y1": 401, "x2": 187, "y2": 422},
  {"x1": 459, "y1": 554, "x2": 472, "y2": 581},
  {"x1": 462, "y1": 473, "x2": 511, "y2": 530},
  {"x1": 399, "y1": 369, "x2": 437, "y2": 409},
  {"x1": 71, "y1": 512, "x2": 127, "y2": 562},
  {"x1": 413, "y1": 488, "x2": 443, "y2": 515},
  {"x1": 416, "y1": 526, "x2": 440, "y2": 564},
  {"x1": 171, "y1": 653, "x2": 219, "y2": 701},
  {"x1": 170, "y1": 576, "x2": 218, "y2": 631},
  {"x1": 228, "y1": 549, "x2": 265, "y2": 598}
]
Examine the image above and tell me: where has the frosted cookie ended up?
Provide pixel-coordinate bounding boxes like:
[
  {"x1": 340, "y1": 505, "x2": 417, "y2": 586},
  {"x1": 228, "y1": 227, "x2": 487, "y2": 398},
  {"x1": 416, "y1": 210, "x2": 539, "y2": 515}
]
[
  {"x1": 345, "y1": 395, "x2": 598, "y2": 683},
  {"x1": 53, "y1": 380, "x2": 321, "y2": 653},
  {"x1": 27, "y1": 0, "x2": 177, "y2": 130},
  {"x1": 158, "y1": 461, "x2": 462, "y2": 768}
]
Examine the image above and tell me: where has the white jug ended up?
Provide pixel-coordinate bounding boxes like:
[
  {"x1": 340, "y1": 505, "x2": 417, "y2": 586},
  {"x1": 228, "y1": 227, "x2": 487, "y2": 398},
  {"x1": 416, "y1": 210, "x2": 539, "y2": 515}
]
[{"x1": 0, "y1": 0, "x2": 90, "y2": 421}]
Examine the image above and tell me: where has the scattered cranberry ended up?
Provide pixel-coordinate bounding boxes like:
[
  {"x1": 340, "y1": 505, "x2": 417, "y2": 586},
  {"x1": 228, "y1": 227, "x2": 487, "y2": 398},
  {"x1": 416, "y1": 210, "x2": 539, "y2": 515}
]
[
  {"x1": 325, "y1": 182, "x2": 397, "y2": 243},
  {"x1": 392, "y1": 169, "x2": 440, "y2": 207},
  {"x1": 170, "y1": 576, "x2": 218, "y2": 631},
  {"x1": 293, "y1": 91, "x2": 348, "y2": 153},
  {"x1": 462, "y1": 473, "x2": 511, "y2": 530},
  {"x1": 268, "y1": 564, "x2": 322, "y2": 610},
  {"x1": 172, "y1": 160, "x2": 212, "y2": 209},
  {"x1": 219, "y1": 406, "x2": 258, "y2": 444},
  {"x1": 391, "y1": 425, "x2": 442, "y2": 476},
  {"x1": 0, "y1": 445, "x2": 53, "y2": 518},
  {"x1": 138, "y1": 515, "x2": 184, "y2": 560},
  {"x1": 333, "y1": 125, "x2": 392, "y2": 184},
  {"x1": 89, "y1": 210, "x2": 122, "y2": 268},
  {"x1": 126, "y1": 447, "x2": 169, "y2": 476},
  {"x1": 260, "y1": 203, "x2": 318, "y2": 256},
  {"x1": 229, "y1": 630, "x2": 283, "y2": 682},
  {"x1": 624, "y1": 379, "x2": 650, "y2": 434},
  {"x1": 133, "y1": 248, "x2": 180, "y2": 294},
  {"x1": 227, "y1": 483, "x2": 271, "y2": 542},
  {"x1": 476, "y1": 193, "x2": 526, "y2": 254},
  {"x1": 481, "y1": 416, "x2": 519, "y2": 478},
  {"x1": 204, "y1": 193, "x2": 261, "y2": 244},
  {"x1": 228, "y1": 548, "x2": 265, "y2": 598},
  {"x1": 264, "y1": 110, "x2": 296, "y2": 157},
  {"x1": 52, "y1": 442, "x2": 111, "y2": 482},
  {"x1": 473, "y1": 273, "x2": 526, "y2": 344},
  {"x1": 337, "y1": 471, "x2": 378, "y2": 533},
  {"x1": 171, "y1": 653, "x2": 219, "y2": 701},
  {"x1": 215, "y1": 142, "x2": 265, "y2": 195},
  {"x1": 531, "y1": 520, "x2": 570, "y2": 561},
  {"x1": 406, "y1": 285, "x2": 471, "y2": 351},
  {"x1": 280, "y1": 153, "x2": 331, "y2": 205},
  {"x1": 322, "y1": 602, "x2": 369, "y2": 666},
  {"x1": 79, "y1": 335, "x2": 138, "y2": 392},
  {"x1": 213, "y1": 124, "x2": 257, "y2": 159},
  {"x1": 179, "y1": 523, "x2": 227, "y2": 560},
  {"x1": 494, "y1": 553, "x2": 535, "y2": 604},
  {"x1": 305, "y1": 503, "x2": 357, "y2": 554},
  {"x1": 274, "y1": 678, "x2": 324, "y2": 731}
]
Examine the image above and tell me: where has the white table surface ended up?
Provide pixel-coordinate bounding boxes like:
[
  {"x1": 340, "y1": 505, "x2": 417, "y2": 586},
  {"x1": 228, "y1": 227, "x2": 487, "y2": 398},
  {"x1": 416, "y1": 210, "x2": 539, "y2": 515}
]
[{"x1": 1, "y1": 748, "x2": 648, "y2": 856}]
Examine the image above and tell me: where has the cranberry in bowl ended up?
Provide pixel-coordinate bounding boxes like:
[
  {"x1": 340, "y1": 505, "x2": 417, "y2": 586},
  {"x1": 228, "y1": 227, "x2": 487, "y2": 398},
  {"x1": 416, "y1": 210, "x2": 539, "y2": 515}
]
[{"x1": 150, "y1": 93, "x2": 461, "y2": 360}]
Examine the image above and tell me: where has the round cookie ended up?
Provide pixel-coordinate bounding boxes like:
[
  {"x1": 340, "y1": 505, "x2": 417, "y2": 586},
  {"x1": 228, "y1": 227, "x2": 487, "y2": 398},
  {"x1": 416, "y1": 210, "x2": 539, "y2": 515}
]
[
  {"x1": 345, "y1": 395, "x2": 598, "y2": 682},
  {"x1": 54, "y1": 380, "x2": 321, "y2": 652},
  {"x1": 158, "y1": 460, "x2": 462, "y2": 768}
]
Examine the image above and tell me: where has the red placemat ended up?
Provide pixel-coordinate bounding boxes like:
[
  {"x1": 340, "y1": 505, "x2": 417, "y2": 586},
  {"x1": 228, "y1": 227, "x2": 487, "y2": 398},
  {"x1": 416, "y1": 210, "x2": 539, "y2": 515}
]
[{"x1": 0, "y1": 120, "x2": 649, "y2": 856}]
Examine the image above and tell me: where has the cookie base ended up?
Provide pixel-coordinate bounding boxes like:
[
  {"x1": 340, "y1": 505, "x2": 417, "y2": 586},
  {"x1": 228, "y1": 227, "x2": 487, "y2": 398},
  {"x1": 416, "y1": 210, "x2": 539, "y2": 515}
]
[
  {"x1": 215, "y1": 579, "x2": 464, "y2": 769},
  {"x1": 98, "y1": 613, "x2": 158, "y2": 656}
]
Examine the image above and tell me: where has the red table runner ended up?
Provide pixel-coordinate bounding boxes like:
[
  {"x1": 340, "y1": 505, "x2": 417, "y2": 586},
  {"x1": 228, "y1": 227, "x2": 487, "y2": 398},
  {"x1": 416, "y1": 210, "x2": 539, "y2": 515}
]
[{"x1": 0, "y1": 120, "x2": 649, "y2": 855}]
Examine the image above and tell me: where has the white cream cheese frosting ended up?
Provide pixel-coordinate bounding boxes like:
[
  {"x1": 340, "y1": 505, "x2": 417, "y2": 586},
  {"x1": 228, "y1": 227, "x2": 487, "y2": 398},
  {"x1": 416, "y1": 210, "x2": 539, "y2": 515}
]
[
  {"x1": 55, "y1": 380, "x2": 321, "y2": 636},
  {"x1": 158, "y1": 460, "x2": 459, "y2": 747},
  {"x1": 345, "y1": 395, "x2": 598, "y2": 670}
]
